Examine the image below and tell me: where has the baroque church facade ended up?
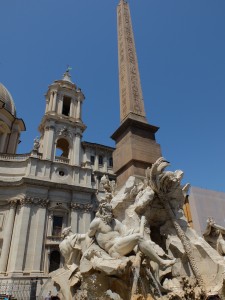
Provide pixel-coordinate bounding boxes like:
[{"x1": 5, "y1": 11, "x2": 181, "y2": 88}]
[{"x1": 0, "y1": 71, "x2": 115, "y2": 297}]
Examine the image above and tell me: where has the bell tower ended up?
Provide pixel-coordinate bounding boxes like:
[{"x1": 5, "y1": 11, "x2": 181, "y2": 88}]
[
  {"x1": 111, "y1": 0, "x2": 162, "y2": 186},
  {"x1": 38, "y1": 70, "x2": 86, "y2": 165}
]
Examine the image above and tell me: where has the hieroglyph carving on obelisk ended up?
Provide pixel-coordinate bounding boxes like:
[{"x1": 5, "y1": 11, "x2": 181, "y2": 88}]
[{"x1": 117, "y1": 0, "x2": 146, "y2": 123}]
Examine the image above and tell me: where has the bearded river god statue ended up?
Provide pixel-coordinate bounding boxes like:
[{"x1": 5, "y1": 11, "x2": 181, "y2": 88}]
[{"x1": 50, "y1": 158, "x2": 225, "y2": 300}]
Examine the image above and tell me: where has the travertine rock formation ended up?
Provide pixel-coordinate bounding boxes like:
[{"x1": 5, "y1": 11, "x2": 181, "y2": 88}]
[{"x1": 51, "y1": 158, "x2": 225, "y2": 300}]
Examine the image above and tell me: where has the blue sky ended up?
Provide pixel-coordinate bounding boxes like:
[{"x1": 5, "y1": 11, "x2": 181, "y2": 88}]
[{"x1": 1, "y1": 0, "x2": 225, "y2": 192}]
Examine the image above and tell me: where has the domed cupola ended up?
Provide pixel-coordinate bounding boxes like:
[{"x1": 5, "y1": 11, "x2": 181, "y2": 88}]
[
  {"x1": 0, "y1": 83, "x2": 16, "y2": 116},
  {"x1": 0, "y1": 83, "x2": 25, "y2": 154}
]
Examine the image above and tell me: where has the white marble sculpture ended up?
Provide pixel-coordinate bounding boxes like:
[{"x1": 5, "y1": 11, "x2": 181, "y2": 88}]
[
  {"x1": 203, "y1": 217, "x2": 225, "y2": 257},
  {"x1": 33, "y1": 136, "x2": 40, "y2": 151},
  {"x1": 50, "y1": 157, "x2": 225, "y2": 300}
]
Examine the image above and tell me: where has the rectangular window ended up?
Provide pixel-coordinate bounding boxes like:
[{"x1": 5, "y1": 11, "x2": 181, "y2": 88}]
[
  {"x1": 90, "y1": 155, "x2": 95, "y2": 165},
  {"x1": 98, "y1": 155, "x2": 103, "y2": 165},
  {"x1": 52, "y1": 216, "x2": 63, "y2": 236},
  {"x1": 109, "y1": 157, "x2": 113, "y2": 167}
]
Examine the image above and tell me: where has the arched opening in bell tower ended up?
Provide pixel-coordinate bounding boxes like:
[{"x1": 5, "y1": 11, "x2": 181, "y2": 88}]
[
  {"x1": 55, "y1": 138, "x2": 70, "y2": 159},
  {"x1": 62, "y1": 96, "x2": 71, "y2": 116}
]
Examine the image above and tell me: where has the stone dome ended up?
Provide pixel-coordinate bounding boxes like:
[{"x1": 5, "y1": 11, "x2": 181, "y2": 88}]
[{"x1": 0, "y1": 83, "x2": 16, "y2": 116}]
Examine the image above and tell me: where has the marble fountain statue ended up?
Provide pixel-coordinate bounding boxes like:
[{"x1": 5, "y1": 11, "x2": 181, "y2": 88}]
[{"x1": 50, "y1": 158, "x2": 225, "y2": 300}]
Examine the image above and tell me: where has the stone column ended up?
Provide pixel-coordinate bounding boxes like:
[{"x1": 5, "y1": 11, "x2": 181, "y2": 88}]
[
  {"x1": 62, "y1": 213, "x2": 67, "y2": 231},
  {"x1": 78, "y1": 210, "x2": 85, "y2": 234},
  {"x1": 7, "y1": 197, "x2": 32, "y2": 274},
  {"x1": 49, "y1": 92, "x2": 54, "y2": 111},
  {"x1": 103, "y1": 156, "x2": 108, "y2": 172},
  {"x1": 76, "y1": 100, "x2": 81, "y2": 120},
  {"x1": 45, "y1": 96, "x2": 49, "y2": 113},
  {"x1": 44, "y1": 248, "x2": 51, "y2": 274},
  {"x1": 0, "y1": 201, "x2": 17, "y2": 273},
  {"x1": 69, "y1": 99, "x2": 75, "y2": 118},
  {"x1": 57, "y1": 94, "x2": 63, "y2": 114},
  {"x1": 70, "y1": 203, "x2": 80, "y2": 233},
  {"x1": 47, "y1": 212, "x2": 53, "y2": 236},
  {"x1": 83, "y1": 204, "x2": 93, "y2": 232},
  {"x1": 94, "y1": 154, "x2": 99, "y2": 171},
  {"x1": 52, "y1": 92, "x2": 57, "y2": 112},
  {"x1": 31, "y1": 199, "x2": 49, "y2": 273}
]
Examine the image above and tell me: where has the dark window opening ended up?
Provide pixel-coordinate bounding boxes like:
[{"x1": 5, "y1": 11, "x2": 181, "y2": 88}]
[
  {"x1": 52, "y1": 216, "x2": 63, "y2": 236},
  {"x1": 90, "y1": 155, "x2": 95, "y2": 165},
  {"x1": 91, "y1": 173, "x2": 95, "y2": 183},
  {"x1": 59, "y1": 170, "x2": 65, "y2": 176},
  {"x1": 99, "y1": 155, "x2": 103, "y2": 165},
  {"x1": 62, "y1": 96, "x2": 71, "y2": 116},
  {"x1": 109, "y1": 157, "x2": 113, "y2": 167},
  {"x1": 49, "y1": 250, "x2": 60, "y2": 273},
  {"x1": 55, "y1": 138, "x2": 69, "y2": 158}
]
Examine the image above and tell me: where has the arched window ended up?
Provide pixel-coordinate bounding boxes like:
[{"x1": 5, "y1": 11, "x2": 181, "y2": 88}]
[
  {"x1": 49, "y1": 250, "x2": 60, "y2": 273},
  {"x1": 55, "y1": 138, "x2": 69, "y2": 158}
]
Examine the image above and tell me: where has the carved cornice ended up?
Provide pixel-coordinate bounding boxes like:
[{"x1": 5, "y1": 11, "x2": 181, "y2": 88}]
[
  {"x1": 20, "y1": 197, "x2": 33, "y2": 206},
  {"x1": 56, "y1": 126, "x2": 73, "y2": 139},
  {"x1": 45, "y1": 125, "x2": 55, "y2": 131},
  {"x1": 37, "y1": 198, "x2": 50, "y2": 208},
  {"x1": 74, "y1": 132, "x2": 82, "y2": 138},
  {"x1": 8, "y1": 200, "x2": 18, "y2": 208},
  {"x1": 19, "y1": 197, "x2": 49, "y2": 207},
  {"x1": 70, "y1": 202, "x2": 93, "y2": 212}
]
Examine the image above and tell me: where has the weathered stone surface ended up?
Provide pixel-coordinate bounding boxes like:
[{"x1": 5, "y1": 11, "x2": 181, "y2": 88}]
[{"x1": 49, "y1": 157, "x2": 225, "y2": 300}]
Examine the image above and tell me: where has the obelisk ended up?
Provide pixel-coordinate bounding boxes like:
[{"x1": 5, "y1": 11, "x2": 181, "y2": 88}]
[{"x1": 111, "y1": 0, "x2": 162, "y2": 187}]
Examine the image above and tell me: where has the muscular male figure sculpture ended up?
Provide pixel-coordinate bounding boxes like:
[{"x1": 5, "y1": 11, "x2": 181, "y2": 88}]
[{"x1": 88, "y1": 202, "x2": 175, "y2": 267}]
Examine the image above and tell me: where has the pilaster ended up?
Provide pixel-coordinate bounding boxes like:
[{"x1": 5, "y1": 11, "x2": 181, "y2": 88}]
[
  {"x1": 43, "y1": 124, "x2": 55, "y2": 160},
  {"x1": 71, "y1": 203, "x2": 93, "y2": 233},
  {"x1": 0, "y1": 201, "x2": 17, "y2": 273},
  {"x1": 7, "y1": 131, "x2": 19, "y2": 154},
  {"x1": 31, "y1": 199, "x2": 49, "y2": 273},
  {"x1": 0, "y1": 133, "x2": 7, "y2": 152},
  {"x1": 7, "y1": 197, "x2": 33, "y2": 274},
  {"x1": 72, "y1": 132, "x2": 82, "y2": 165},
  {"x1": 45, "y1": 96, "x2": 49, "y2": 113},
  {"x1": 70, "y1": 203, "x2": 80, "y2": 233}
]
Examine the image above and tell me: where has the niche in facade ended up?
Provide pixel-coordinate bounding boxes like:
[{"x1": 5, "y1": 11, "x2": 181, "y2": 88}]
[
  {"x1": 55, "y1": 138, "x2": 69, "y2": 158},
  {"x1": 62, "y1": 96, "x2": 71, "y2": 116}
]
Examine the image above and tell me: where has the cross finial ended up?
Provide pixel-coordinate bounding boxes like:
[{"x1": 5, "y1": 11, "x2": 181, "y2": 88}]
[
  {"x1": 66, "y1": 65, "x2": 72, "y2": 73},
  {"x1": 62, "y1": 65, "x2": 72, "y2": 82}
]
